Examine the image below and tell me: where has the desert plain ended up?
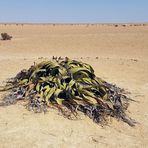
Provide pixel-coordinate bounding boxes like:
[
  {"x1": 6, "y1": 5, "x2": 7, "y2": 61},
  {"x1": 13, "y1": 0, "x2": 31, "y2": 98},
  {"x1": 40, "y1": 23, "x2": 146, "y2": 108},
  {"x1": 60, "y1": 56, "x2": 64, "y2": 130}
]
[{"x1": 0, "y1": 24, "x2": 148, "y2": 148}]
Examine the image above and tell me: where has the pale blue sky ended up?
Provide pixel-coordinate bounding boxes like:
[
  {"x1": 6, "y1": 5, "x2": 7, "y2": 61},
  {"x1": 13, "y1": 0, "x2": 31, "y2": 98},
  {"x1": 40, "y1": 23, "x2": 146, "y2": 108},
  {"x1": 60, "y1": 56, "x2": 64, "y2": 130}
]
[{"x1": 0, "y1": 0, "x2": 148, "y2": 23}]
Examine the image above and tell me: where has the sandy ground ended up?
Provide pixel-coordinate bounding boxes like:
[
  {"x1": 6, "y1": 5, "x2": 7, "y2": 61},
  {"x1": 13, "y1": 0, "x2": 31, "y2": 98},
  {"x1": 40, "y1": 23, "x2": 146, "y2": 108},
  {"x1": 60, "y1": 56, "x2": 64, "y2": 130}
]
[{"x1": 0, "y1": 24, "x2": 148, "y2": 148}]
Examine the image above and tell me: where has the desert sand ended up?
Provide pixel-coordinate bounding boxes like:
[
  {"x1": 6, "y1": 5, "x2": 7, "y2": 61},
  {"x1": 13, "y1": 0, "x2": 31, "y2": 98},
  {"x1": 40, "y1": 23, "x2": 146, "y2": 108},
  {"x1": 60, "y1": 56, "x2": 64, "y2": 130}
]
[{"x1": 0, "y1": 24, "x2": 148, "y2": 148}]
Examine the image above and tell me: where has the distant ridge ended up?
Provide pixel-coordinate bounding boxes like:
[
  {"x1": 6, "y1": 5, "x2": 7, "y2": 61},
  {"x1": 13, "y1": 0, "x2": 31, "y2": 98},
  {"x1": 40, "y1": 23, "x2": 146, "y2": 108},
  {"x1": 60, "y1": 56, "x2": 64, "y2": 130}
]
[{"x1": 0, "y1": 22, "x2": 148, "y2": 26}]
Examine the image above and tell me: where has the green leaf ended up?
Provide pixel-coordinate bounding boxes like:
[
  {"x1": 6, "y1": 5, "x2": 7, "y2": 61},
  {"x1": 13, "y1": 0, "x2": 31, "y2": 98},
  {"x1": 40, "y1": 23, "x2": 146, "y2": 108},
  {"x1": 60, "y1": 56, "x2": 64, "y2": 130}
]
[
  {"x1": 69, "y1": 67, "x2": 92, "y2": 75},
  {"x1": 36, "y1": 83, "x2": 41, "y2": 92},
  {"x1": 18, "y1": 79, "x2": 28, "y2": 85},
  {"x1": 54, "y1": 89, "x2": 63, "y2": 98},
  {"x1": 81, "y1": 89, "x2": 96, "y2": 98},
  {"x1": 45, "y1": 87, "x2": 56, "y2": 104},
  {"x1": 56, "y1": 98, "x2": 64, "y2": 105},
  {"x1": 44, "y1": 85, "x2": 50, "y2": 96}
]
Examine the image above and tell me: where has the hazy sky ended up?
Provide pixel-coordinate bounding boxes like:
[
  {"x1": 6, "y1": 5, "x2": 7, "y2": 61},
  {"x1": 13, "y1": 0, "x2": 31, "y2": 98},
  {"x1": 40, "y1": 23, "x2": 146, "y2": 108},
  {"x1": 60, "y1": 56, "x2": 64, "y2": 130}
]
[{"x1": 0, "y1": 0, "x2": 148, "y2": 23}]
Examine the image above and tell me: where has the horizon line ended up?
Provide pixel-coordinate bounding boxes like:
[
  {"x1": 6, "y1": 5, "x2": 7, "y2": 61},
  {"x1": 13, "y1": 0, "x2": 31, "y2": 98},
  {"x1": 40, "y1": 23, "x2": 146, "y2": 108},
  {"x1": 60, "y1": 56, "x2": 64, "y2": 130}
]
[{"x1": 0, "y1": 22, "x2": 148, "y2": 25}]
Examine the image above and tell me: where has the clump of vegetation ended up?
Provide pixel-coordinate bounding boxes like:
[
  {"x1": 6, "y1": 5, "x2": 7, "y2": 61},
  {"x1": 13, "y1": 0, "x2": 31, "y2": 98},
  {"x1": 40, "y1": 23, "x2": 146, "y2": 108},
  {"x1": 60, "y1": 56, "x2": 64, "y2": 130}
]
[
  {"x1": 1, "y1": 33, "x2": 12, "y2": 40},
  {"x1": 114, "y1": 24, "x2": 118, "y2": 27},
  {"x1": 0, "y1": 58, "x2": 135, "y2": 126}
]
